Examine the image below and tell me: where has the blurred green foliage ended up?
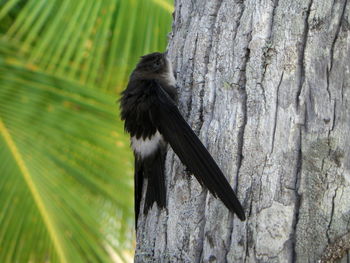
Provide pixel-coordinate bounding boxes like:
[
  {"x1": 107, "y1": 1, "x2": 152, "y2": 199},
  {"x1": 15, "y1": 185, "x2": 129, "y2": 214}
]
[{"x1": 0, "y1": 0, "x2": 173, "y2": 262}]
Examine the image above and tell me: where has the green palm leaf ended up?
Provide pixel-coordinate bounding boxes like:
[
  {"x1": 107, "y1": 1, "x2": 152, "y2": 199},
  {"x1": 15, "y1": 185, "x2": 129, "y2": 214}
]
[
  {"x1": 0, "y1": 52, "x2": 134, "y2": 262},
  {"x1": 0, "y1": 0, "x2": 173, "y2": 92},
  {"x1": 0, "y1": 0, "x2": 173, "y2": 262}
]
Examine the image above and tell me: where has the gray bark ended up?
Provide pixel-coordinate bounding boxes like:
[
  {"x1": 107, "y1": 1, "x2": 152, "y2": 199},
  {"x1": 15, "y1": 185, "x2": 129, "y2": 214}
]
[{"x1": 135, "y1": 0, "x2": 350, "y2": 262}]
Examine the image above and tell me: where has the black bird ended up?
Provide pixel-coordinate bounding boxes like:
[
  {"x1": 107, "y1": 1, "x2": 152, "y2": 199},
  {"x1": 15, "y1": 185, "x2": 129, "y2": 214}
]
[{"x1": 120, "y1": 52, "x2": 245, "y2": 227}]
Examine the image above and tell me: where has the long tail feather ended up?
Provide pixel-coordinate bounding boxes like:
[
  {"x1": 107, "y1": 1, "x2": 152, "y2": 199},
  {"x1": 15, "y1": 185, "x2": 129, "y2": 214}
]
[{"x1": 153, "y1": 86, "x2": 246, "y2": 221}]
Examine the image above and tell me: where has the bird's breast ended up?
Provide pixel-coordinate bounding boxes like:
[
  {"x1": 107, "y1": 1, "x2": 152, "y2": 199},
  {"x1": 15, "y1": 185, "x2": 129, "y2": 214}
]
[{"x1": 131, "y1": 131, "x2": 163, "y2": 158}]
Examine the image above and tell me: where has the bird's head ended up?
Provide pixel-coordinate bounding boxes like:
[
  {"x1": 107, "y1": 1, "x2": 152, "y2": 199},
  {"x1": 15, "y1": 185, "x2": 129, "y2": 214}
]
[
  {"x1": 132, "y1": 51, "x2": 176, "y2": 87},
  {"x1": 134, "y1": 52, "x2": 173, "y2": 77}
]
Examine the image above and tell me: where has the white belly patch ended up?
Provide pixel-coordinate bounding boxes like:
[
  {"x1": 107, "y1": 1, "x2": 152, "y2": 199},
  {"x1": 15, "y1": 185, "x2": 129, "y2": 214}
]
[{"x1": 131, "y1": 131, "x2": 163, "y2": 158}]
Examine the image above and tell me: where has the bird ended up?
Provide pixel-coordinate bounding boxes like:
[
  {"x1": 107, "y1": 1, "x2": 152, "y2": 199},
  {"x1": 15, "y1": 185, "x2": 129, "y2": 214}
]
[{"x1": 120, "y1": 52, "x2": 246, "y2": 228}]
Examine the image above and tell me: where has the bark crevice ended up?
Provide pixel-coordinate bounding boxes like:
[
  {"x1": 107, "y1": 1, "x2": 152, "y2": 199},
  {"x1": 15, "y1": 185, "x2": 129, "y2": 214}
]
[
  {"x1": 270, "y1": 71, "x2": 284, "y2": 154},
  {"x1": 329, "y1": 0, "x2": 348, "y2": 71},
  {"x1": 326, "y1": 186, "x2": 338, "y2": 243},
  {"x1": 296, "y1": 0, "x2": 313, "y2": 109}
]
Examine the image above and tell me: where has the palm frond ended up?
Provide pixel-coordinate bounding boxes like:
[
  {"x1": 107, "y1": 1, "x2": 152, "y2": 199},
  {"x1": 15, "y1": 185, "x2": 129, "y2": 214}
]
[
  {"x1": 0, "y1": 0, "x2": 174, "y2": 262},
  {"x1": 0, "y1": 54, "x2": 134, "y2": 262},
  {"x1": 0, "y1": 0, "x2": 174, "y2": 92}
]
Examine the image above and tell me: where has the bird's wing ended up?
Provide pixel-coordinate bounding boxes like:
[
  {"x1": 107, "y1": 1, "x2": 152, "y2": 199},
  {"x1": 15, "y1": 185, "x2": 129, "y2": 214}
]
[
  {"x1": 134, "y1": 151, "x2": 166, "y2": 230},
  {"x1": 134, "y1": 157, "x2": 143, "y2": 228},
  {"x1": 151, "y1": 82, "x2": 245, "y2": 221}
]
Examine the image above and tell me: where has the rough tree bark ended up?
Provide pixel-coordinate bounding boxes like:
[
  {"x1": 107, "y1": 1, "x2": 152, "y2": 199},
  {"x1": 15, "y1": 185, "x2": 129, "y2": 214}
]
[{"x1": 135, "y1": 0, "x2": 350, "y2": 262}]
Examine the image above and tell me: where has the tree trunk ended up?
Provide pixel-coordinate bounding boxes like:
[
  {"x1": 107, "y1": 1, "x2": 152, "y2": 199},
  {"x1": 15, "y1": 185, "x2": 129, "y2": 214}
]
[{"x1": 135, "y1": 0, "x2": 350, "y2": 262}]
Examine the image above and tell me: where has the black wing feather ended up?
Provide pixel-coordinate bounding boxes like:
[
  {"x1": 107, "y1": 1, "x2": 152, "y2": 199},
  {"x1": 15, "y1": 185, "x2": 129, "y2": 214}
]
[
  {"x1": 134, "y1": 157, "x2": 143, "y2": 228},
  {"x1": 143, "y1": 149, "x2": 166, "y2": 213},
  {"x1": 152, "y1": 83, "x2": 245, "y2": 221}
]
